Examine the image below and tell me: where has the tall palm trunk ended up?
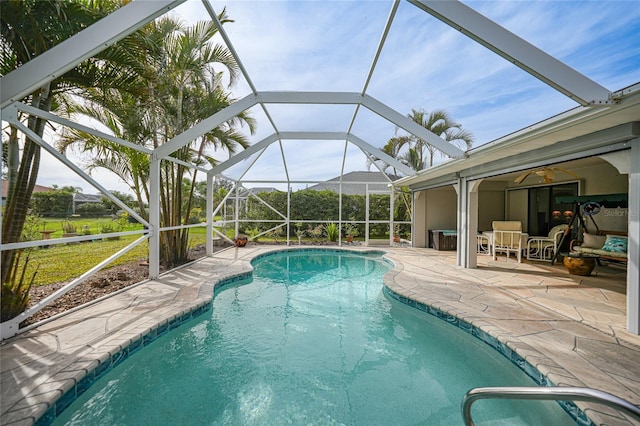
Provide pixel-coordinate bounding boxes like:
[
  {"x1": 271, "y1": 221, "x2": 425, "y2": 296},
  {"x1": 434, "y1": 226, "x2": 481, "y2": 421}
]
[{"x1": 1, "y1": 91, "x2": 52, "y2": 284}]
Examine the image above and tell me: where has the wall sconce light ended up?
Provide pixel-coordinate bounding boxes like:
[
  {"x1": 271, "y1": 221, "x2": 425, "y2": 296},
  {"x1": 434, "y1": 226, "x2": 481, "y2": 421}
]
[
  {"x1": 563, "y1": 210, "x2": 573, "y2": 218},
  {"x1": 552, "y1": 210, "x2": 561, "y2": 219}
]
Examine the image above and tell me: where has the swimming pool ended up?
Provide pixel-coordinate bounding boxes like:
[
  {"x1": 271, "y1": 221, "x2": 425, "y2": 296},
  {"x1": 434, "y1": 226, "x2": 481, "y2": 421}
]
[{"x1": 52, "y1": 249, "x2": 578, "y2": 425}]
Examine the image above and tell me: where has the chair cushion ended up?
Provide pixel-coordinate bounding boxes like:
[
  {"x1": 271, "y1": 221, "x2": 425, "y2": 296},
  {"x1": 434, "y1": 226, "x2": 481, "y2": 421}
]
[
  {"x1": 582, "y1": 233, "x2": 606, "y2": 249},
  {"x1": 492, "y1": 221, "x2": 522, "y2": 231},
  {"x1": 573, "y1": 246, "x2": 627, "y2": 259},
  {"x1": 601, "y1": 235, "x2": 628, "y2": 253},
  {"x1": 547, "y1": 224, "x2": 568, "y2": 239}
]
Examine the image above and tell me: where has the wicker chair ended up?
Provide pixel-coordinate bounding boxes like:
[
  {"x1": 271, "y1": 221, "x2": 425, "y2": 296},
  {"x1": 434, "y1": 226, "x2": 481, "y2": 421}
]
[{"x1": 526, "y1": 224, "x2": 568, "y2": 262}]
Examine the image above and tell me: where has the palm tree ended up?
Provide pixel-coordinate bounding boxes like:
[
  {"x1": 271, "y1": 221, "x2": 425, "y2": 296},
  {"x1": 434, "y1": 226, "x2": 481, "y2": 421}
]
[
  {"x1": 407, "y1": 108, "x2": 473, "y2": 168},
  {"x1": 0, "y1": 0, "x2": 139, "y2": 299},
  {"x1": 365, "y1": 135, "x2": 412, "y2": 175},
  {"x1": 58, "y1": 13, "x2": 256, "y2": 267}
]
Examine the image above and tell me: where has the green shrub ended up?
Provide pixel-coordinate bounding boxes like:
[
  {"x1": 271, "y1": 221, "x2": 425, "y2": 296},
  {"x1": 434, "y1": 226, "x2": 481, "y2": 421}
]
[
  {"x1": 21, "y1": 214, "x2": 43, "y2": 242},
  {"x1": 1, "y1": 251, "x2": 37, "y2": 322},
  {"x1": 75, "y1": 202, "x2": 108, "y2": 216},
  {"x1": 308, "y1": 224, "x2": 324, "y2": 241},
  {"x1": 61, "y1": 220, "x2": 77, "y2": 234},
  {"x1": 325, "y1": 223, "x2": 339, "y2": 242},
  {"x1": 343, "y1": 222, "x2": 360, "y2": 237},
  {"x1": 99, "y1": 222, "x2": 122, "y2": 240},
  {"x1": 244, "y1": 226, "x2": 260, "y2": 242}
]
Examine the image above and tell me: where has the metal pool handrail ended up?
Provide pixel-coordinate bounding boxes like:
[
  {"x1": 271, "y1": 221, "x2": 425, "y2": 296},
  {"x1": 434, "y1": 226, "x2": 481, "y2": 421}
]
[{"x1": 462, "y1": 386, "x2": 640, "y2": 426}]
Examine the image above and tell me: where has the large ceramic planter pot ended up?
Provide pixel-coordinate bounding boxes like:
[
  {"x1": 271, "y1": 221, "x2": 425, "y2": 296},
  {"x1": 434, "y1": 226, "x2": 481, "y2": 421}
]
[
  {"x1": 563, "y1": 255, "x2": 597, "y2": 276},
  {"x1": 235, "y1": 235, "x2": 248, "y2": 247}
]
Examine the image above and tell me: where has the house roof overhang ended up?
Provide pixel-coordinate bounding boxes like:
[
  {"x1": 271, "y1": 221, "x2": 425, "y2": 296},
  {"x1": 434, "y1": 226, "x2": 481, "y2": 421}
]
[{"x1": 394, "y1": 83, "x2": 640, "y2": 191}]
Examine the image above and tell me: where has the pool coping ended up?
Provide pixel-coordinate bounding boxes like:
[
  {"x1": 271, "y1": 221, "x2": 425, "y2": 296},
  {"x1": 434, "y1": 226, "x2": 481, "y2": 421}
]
[{"x1": 1, "y1": 246, "x2": 638, "y2": 425}]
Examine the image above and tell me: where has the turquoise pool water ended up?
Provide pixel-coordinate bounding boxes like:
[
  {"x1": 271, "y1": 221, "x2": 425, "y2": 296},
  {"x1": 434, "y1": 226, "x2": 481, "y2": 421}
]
[{"x1": 53, "y1": 250, "x2": 575, "y2": 425}]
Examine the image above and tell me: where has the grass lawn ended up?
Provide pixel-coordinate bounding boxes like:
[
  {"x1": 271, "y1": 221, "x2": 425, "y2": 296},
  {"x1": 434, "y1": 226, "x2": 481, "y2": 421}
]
[
  {"x1": 37, "y1": 217, "x2": 138, "y2": 239},
  {"x1": 22, "y1": 225, "x2": 208, "y2": 286}
]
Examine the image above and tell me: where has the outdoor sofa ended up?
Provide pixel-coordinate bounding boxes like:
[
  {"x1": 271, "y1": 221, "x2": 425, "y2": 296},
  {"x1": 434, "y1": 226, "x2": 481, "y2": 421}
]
[{"x1": 570, "y1": 230, "x2": 628, "y2": 263}]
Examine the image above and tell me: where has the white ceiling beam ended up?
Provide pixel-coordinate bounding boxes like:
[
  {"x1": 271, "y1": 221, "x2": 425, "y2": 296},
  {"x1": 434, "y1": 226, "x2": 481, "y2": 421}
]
[
  {"x1": 202, "y1": 0, "x2": 283, "y2": 137},
  {"x1": 206, "y1": 129, "x2": 416, "y2": 178},
  {"x1": 348, "y1": 0, "x2": 401, "y2": 135},
  {"x1": 347, "y1": 134, "x2": 416, "y2": 176},
  {"x1": 207, "y1": 133, "x2": 279, "y2": 176},
  {"x1": 0, "y1": 0, "x2": 185, "y2": 109},
  {"x1": 11, "y1": 103, "x2": 152, "y2": 154},
  {"x1": 361, "y1": 95, "x2": 466, "y2": 158},
  {"x1": 157, "y1": 91, "x2": 463, "y2": 160},
  {"x1": 258, "y1": 91, "x2": 361, "y2": 105},
  {"x1": 259, "y1": 92, "x2": 463, "y2": 158},
  {"x1": 409, "y1": 0, "x2": 612, "y2": 106},
  {"x1": 154, "y1": 93, "x2": 259, "y2": 159},
  {"x1": 278, "y1": 131, "x2": 348, "y2": 140},
  {"x1": 360, "y1": 0, "x2": 400, "y2": 96}
]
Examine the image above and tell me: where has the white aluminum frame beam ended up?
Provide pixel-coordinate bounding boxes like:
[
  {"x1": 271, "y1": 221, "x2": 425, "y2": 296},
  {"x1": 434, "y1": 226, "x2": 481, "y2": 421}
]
[
  {"x1": 347, "y1": 134, "x2": 415, "y2": 176},
  {"x1": 628, "y1": 138, "x2": 640, "y2": 334},
  {"x1": 207, "y1": 131, "x2": 416, "y2": 177},
  {"x1": 347, "y1": 0, "x2": 400, "y2": 134},
  {"x1": 154, "y1": 93, "x2": 258, "y2": 159},
  {"x1": 0, "y1": 0, "x2": 185, "y2": 108},
  {"x1": 257, "y1": 91, "x2": 361, "y2": 105},
  {"x1": 207, "y1": 133, "x2": 279, "y2": 176},
  {"x1": 409, "y1": 0, "x2": 612, "y2": 106},
  {"x1": 8, "y1": 103, "x2": 153, "y2": 154},
  {"x1": 9, "y1": 119, "x2": 148, "y2": 226},
  {"x1": 360, "y1": 94, "x2": 465, "y2": 158},
  {"x1": 157, "y1": 92, "x2": 464, "y2": 162}
]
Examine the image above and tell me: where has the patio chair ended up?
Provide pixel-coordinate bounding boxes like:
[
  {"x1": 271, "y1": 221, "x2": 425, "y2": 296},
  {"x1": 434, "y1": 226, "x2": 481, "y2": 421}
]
[
  {"x1": 526, "y1": 224, "x2": 568, "y2": 262},
  {"x1": 491, "y1": 221, "x2": 523, "y2": 262}
]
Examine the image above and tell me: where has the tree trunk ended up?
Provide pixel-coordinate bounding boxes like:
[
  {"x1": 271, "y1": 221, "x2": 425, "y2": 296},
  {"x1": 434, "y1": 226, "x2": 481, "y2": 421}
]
[{"x1": 1, "y1": 91, "x2": 52, "y2": 284}]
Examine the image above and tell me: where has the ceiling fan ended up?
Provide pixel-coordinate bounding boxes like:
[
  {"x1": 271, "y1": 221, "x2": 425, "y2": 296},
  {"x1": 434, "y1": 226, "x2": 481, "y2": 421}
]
[{"x1": 514, "y1": 166, "x2": 579, "y2": 184}]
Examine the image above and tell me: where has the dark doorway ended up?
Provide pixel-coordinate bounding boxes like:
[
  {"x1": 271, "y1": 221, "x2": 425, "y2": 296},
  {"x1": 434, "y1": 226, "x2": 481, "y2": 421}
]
[{"x1": 528, "y1": 183, "x2": 578, "y2": 236}]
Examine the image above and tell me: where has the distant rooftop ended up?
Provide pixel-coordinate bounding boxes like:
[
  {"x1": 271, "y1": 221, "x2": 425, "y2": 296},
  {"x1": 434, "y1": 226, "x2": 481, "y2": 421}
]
[{"x1": 308, "y1": 171, "x2": 398, "y2": 195}]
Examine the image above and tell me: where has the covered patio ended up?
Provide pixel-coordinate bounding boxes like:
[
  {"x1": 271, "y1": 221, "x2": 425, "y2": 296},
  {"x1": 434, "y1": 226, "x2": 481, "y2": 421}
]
[{"x1": 396, "y1": 118, "x2": 640, "y2": 335}]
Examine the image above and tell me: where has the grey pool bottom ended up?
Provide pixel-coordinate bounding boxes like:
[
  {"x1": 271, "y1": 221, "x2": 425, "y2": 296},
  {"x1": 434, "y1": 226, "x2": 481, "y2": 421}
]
[{"x1": 39, "y1": 248, "x2": 590, "y2": 425}]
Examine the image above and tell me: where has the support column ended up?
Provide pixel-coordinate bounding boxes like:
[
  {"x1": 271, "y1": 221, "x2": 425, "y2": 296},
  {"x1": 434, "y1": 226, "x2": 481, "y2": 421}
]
[
  {"x1": 235, "y1": 185, "x2": 240, "y2": 238},
  {"x1": 454, "y1": 181, "x2": 464, "y2": 266},
  {"x1": 148, "y1": 158, "x2": 160, "y2": 279},
  {"x1": 456, "y1": 178, "x2": 481, "y2": 268},
  {"x1": 390, "y1": 187, "x2": 395, "y2": 245},
  {"x1": 466, "y1": 180, "x2": 482, "y2": 269},
  {"x1": 206, "y1": 174, "x2": 214, "y2": 256},
  {"x1": 287, "y1": 183, "x2": 291, "y2": 246},
  {"x1": 628, "y1": 139, "x2": 640, "y2": 334}
]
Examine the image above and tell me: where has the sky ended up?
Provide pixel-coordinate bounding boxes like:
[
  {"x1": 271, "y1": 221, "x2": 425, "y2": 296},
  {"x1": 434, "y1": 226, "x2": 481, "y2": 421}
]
[{"x1": 22, "y1": 0, "x2": 640, "y2": 194}]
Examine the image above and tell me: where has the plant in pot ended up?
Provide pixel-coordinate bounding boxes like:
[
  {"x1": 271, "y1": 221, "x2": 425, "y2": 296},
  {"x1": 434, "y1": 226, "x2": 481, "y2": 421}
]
[
  {"x1": 61, "y1": 220, "x2": 78, "y2": 238},
  {"x1": 295, "y1": 223, "x2": 305, "y2": 245},
  {"x1": 343, "y1": 222, "x2": 359, "y2": 243},
  {"x1": 234, "y1": 234, "x2": 248, "y2": 247},
  {"x1": 393, "y1": 224, "x2": 401, "y2": 243}
]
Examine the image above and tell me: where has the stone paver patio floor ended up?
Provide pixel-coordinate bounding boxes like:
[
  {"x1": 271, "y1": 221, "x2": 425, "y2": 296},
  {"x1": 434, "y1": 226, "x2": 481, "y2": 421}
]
[{"x1": 1, "y1": 246, "x2": 638, "y2": 425}]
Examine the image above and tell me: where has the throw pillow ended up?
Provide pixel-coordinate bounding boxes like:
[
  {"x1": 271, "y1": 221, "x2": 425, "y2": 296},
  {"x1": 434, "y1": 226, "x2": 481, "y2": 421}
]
[
  {"x1": 581, "y1": 233, "x2": 606, "y2": 249},
  {"x1": 601, "y1": 235, "x2": 628, "y2": 253}
]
